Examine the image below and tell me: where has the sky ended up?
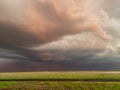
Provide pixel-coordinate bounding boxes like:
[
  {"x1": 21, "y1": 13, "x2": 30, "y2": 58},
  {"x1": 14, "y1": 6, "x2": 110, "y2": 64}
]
[{"x1": 0, "y1": 0, "x2": 120, "y2": 71}]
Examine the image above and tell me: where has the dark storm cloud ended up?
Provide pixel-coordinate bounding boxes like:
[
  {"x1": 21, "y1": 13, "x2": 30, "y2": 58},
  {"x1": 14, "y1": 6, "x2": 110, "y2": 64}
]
[
  {"x1": 0, "y1": 0, "x2": 111, "y2": 47},
  {"x1": 0, "y1": 20, "x2": 42, "y2": 46},
  {"x1": 0, "y1": 17, "x2": 45, "y2": 61},
  {"x1": 0, "y1": 0, "x2": 110, "y2": 61},
  {"x1": 0, "y1": 0, "x2": 120, "y2": 71}
]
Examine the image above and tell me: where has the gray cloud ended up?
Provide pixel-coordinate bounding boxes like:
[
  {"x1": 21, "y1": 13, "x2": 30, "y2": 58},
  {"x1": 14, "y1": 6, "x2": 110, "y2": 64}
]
[
  {"x1": 0, "y1": 21, "x2": 42, "y2": 46},
  {"x1": 0, "y1": 0, "x2": 119, "y2": 71}
]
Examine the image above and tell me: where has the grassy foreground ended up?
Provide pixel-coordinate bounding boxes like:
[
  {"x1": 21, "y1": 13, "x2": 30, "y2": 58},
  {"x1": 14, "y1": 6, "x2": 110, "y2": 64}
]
[
  {"x1": 0, "y1": 81, "x2": 120, "y2": 90},
  {"x1": 0, "y1": 71, "x2": 120, "y2": 90},
  {"x1": 0, "y1": 71, "x2": 120, "y2": 81}
]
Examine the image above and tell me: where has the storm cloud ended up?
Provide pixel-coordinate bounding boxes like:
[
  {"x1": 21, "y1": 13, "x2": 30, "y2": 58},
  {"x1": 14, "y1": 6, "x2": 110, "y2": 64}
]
[{"x1": 0, "y1": 0, "x2": 120, "y2": 71}]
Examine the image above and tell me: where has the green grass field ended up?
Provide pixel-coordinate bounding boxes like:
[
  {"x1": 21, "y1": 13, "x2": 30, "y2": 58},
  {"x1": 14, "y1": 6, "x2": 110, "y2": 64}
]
[
  {"x1": 0, "y1": 71, "x2": 120, "y2": 90},
  {"x1": 0, "y1": 71, "x2": 120, "y2": 81},
  {"x1": 1, "y1": 81, "x2": 120, "y2": 90}
]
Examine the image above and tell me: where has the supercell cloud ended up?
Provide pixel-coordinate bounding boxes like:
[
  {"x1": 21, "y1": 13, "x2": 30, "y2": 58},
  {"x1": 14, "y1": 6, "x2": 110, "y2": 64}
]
[{"x1": 0, "y1": 0, "x2": 120, "y2": 71}]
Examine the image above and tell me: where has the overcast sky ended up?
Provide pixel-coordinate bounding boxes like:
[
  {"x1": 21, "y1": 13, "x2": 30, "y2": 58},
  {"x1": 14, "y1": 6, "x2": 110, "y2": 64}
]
[{"x1": 0, "y1": 0, "x2": 120, "y2": 71}]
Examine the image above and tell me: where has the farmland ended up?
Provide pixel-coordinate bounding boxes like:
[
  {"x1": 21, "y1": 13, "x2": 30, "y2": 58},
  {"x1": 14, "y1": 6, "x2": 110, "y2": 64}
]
[{"x1": 0, "y1": 71, "x2": 120, "y2": 90}]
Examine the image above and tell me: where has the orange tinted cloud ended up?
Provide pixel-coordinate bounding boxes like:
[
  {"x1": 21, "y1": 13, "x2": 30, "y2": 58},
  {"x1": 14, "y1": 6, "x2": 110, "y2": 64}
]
[
  {"x1": 26, "y1": 0, "x2": 111, "y2": 44},
  {"x1": 0, "y1": 0, "x2": 112, "y2": 49}
]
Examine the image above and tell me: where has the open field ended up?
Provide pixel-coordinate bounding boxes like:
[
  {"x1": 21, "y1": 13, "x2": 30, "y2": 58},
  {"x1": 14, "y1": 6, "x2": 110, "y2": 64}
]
[
  {"x1": 0, "y1": 71, "x2": 120, "y2": 81},
  {"x1": 0, "y1": 71, "x2": 120, "y2": 90},
  {"x1": 1, "y1": 81, "x2": 120, "y2": 90}
]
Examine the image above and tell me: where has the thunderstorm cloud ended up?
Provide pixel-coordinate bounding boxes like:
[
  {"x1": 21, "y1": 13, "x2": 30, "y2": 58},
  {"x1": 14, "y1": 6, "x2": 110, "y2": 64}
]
[{"x1": 0, "y1": 0, "x2": 120, "y2": 71}]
